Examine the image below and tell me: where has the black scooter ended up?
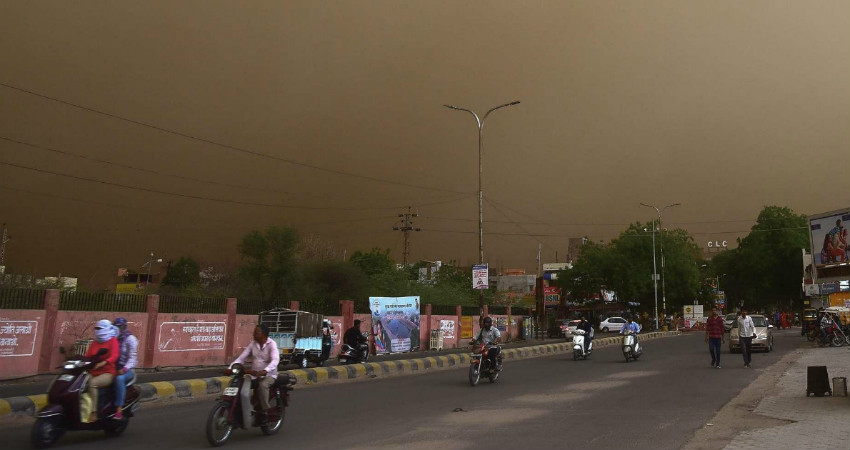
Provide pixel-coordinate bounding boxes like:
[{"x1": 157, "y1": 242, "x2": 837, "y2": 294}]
[
  {"x1": 337, "y1": 340, "x2": 369, "y2": 365},
  {"x1": 31, "y1": 347, "x2": 141, "y2": 449},
  {"x1": 206, "y1": 363, "x2": 296, "y2": 447}
]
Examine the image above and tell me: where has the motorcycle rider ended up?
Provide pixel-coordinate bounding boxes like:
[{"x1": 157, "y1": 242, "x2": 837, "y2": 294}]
[
  {"x1": 619, "y1": 315, "x2": 641, "y2": 346},
  {"x1": 343, "y1": 319, "x2": 367, "y2": 360},
  {"x1": 229, "y1": 324, "x2": 279, "y2": 425},
  {"x1": 472, "y1": 316, "x2": 502, "y2": 371},
  {"x1": 577, "y1": 315, "x2": 593, "y2": 354},
  {"x1": 82, "y1": 319, "x2": 119, "y2": 422},
  {"x1": 112, "y1": 317, "x2": 138, "y2": 420}
]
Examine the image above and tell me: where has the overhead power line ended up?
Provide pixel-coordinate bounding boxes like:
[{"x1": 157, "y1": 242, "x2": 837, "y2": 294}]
[
  {"x1": 0, "y1": 160, "x2": 472, "y2": 211},
  {"x1": 0, "y1": 81, "x2": 471, "y2": 195}
]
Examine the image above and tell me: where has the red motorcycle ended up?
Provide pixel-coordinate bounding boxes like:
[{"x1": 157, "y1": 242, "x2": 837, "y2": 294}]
[
  {"x1": 468, "y1": 341, "x2": 502, "y2": 386},
  {"x1": 206, "y1": 364, "x2": 295, "y2": 447}
]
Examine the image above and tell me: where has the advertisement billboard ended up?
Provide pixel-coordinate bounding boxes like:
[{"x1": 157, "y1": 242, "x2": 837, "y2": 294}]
[
  {"x1": 810, "y1": 210, "x2": 850, "y2": 268},
  {"x1": 369, "y1": 296, "x2": 420, "y2": 354}
]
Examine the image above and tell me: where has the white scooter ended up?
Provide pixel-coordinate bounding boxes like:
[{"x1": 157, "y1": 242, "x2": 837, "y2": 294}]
[
  {"x1": 621, "y1": 330, "x2": 642, "y2": 362},
  {"x1": 571, "y1": 329, "x2": 593, "y2": 360}
]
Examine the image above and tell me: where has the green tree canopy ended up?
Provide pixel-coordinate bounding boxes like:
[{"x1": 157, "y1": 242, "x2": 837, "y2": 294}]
[
  {"x1": 162, "y1": 256, "x2": 201, "y2": 288},
  {"x1": 237, "y1": 226, "x2": 301, "y2": 302}
]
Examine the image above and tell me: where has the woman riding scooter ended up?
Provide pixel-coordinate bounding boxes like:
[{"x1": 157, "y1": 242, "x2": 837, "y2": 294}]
[{"x1": 82, "y1": 319, "x2": 119, "y2": 422}]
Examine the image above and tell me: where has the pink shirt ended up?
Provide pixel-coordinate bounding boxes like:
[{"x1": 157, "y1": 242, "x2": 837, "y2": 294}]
[{"x1": 231, "y1": 338, "x2": 279, "y2": 378}]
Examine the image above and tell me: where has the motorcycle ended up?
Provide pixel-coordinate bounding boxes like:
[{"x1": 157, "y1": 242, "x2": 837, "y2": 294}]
[
  {"x1": 805, "y1": 322, "x2": 819, "y2": 342},
  {"x1": 468, "y1": 340, "x2": 502, "y2": 386},
  {"x1": 31, "y1": 347, "x2": 141, "y2": 449},
  {"x1": 206, "y1": 363, "x2": 296, "y2": 447},
  {"x1": 824, "y1": 322, "x2": 847, "y2": 347},
  {"x1": 337, "y1": 335, "x2": 369, "y2": 365},
  {"x1": 621, "y1": 331, "x2": 642, "y2": 362},
  {"x1": 571, "y1": 329, "x2": 593, "y2": 360}
]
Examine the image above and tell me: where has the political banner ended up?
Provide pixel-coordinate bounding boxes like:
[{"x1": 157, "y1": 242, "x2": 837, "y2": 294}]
[
  {"x1": 158, "y1": 321, "x2": 226, "y2": 352},
  {"x1": 369, "y1": 297, "x2": 420, "y2": 354},
  {"x1": 0, "y1": 321, "x2": 38, "y2": 357}
]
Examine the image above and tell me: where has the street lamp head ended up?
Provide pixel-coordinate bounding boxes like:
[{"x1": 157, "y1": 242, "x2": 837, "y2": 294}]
[
  {"x1": 508, "y1": 101, "x2": 520, "y2": 106},
  {"x1": 443, "y1": 104, "x2": 462, "y2": 110}
]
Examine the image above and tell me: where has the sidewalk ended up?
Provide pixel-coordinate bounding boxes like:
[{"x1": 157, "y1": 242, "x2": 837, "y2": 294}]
[{"x1": 723, "y1": 345, "x2": 849, "y2": 450}]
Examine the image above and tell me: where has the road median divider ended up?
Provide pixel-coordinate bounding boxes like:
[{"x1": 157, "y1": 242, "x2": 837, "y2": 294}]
[{"x1": 0, "y1": 331, "x2": 679, "y2": 418}]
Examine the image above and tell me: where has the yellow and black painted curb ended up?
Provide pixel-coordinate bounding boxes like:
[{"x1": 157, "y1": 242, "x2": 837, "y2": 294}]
[{"x1": 0, "y1": 331, "x2": 679, "y2": 418}]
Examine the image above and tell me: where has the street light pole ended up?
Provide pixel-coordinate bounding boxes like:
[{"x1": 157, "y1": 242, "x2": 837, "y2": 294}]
[
  {"x1": 641, "y1": 202, "x2": 680, "y2": 327},
  {"x1": 444, "y1": 101, "x2": 520, "y2": 312}
]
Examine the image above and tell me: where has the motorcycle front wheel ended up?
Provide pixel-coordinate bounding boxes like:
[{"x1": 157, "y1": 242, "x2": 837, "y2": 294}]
[
  {"x1": 468, "y1": 364, "x2": 480, "y2": 386},
  {"x1": 623, "y1": 352, "x2": 630, "y2": 363},
  {"x1": 206, "y1": 402, "x2": 234, "y2": 447},
  {"x1": 831, "y1": 335, "x2": 846, "y2": 347},
  {"x1": 573, "y1": 350, "x2": 579, "y2": 361},
  {"x1": 261, "y1": 397, "x2": 285, "y2": 436},
  {"x1": 31, "y1": 417, "x2": 64, "y2": 449}
]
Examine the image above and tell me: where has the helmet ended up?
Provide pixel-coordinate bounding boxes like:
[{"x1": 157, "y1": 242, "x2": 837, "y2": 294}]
[
  {"x1": 483, "y1": 316, "x2": 493, "y2": 325},
  {"x1": 113, "y1": 317, "x2": 127, "y2": 327}
]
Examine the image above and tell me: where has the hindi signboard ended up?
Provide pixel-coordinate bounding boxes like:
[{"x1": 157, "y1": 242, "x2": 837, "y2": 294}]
[
  {"x1": 0, "y1": 321, "x2": 38, "y2": 357},
  {"x1": 472, "y1": 264, "x2": 489, "y2": 290},
  {"x1": 369, "y1": 296, "x2": 420, "y2": 354},
  {"x1": 158, "y1": 321, "x2": 226, "y2": 352},
  {"x1": 460, "y1": 316, "x2": 474, "y2": 339}
]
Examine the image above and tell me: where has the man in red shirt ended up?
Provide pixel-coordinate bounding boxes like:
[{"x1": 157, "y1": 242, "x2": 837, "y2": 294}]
[{"x1": 705, "y1": 307, "x2": 725, "y2": 369}]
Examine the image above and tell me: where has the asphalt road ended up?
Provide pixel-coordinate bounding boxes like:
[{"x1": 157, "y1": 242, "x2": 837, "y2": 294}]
[
  {"x1": 0, "y1": 337, "x2": 567, "y2": 398},
  {"x1": 1, "y1": 330, "x2": 804, "y2": 450}
]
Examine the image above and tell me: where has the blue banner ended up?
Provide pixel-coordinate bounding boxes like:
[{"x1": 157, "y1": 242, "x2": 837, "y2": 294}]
[{"x1": 369, "y1": 296, "x2": 421, "y2": 354}]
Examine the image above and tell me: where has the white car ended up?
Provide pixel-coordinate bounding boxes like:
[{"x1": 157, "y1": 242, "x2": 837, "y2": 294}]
[
  {"x1": 599, "y1": 316, "x2": 627, "y2": 333},
  {"x1": 562, "y1": 320, "x2": 581, "y2": 341}
]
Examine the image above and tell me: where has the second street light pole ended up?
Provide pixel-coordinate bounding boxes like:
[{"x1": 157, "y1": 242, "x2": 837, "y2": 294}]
[
  {"x1": 444, "y1": 101, "x2": 520, "y2": 313},
  {"x1": 641, "y1": 202, "x2": 680, "y2": 328}
]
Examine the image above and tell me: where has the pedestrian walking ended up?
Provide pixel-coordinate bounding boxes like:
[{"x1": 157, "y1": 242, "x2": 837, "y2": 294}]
[
  {"x1": 737, "y1": 308, "x2": 756, "y2": 368},
  {"x1": 705, "y1": 307, "x2": 725, "y2": 368}
]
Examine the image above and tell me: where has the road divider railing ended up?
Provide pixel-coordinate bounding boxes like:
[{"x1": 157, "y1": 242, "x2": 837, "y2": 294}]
[{"x1": 0, "y1": 331, "x2": 679, "y2": 418}]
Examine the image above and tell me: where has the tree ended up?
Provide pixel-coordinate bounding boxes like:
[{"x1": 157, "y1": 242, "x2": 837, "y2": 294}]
[
  {"x1": 237, "y1": 226, "x2": 301, "y2": 302},
  {"x1": 297, "y1": 261, "x2": 369, "y2": 313},
  {"x1": 162, "y1": 257, "x2": 201, "y2": 288},
  {"x1": 713, "y1": 206, "x2": 808, "y2": 311}
]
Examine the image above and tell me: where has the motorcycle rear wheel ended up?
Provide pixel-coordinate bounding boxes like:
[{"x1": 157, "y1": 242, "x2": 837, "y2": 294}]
[
  {"x1": 31, "y1": 417, "x2": 64, "y2": 449},
  {"x1": 489, "y1": 371, "x2": 499, "y2": 383},
  {"x1": 468, "y1": 364, "x2": 480, "y2": 386},
  {"x1": 261, "y1": 397, "x2": 285, "y2": 435},
  {"x1": 206, "y1": 402, "x2": 233, "y2": 447}
]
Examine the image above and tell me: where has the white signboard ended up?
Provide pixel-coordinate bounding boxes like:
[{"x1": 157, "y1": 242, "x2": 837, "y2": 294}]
[
  {"x1": 158, "y1": 321, "x2": 226, "y2": 352},
  {"x1": 472, "y1": 264, "x2": 489, "y2": 290},
  {"x1": 439, "y1": 320, "x2": 456, "y2": 340},
  {"x1": 0, "y1": 321, "x2": 38, "y2": 357}
]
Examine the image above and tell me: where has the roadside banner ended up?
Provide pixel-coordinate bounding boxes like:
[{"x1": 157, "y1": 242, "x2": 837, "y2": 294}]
[
  {"x1": 472, "y1": 264, "x2": 489, "y2": 290},
  {"x1": 460, "y1": 316, "x2": 474, "y2": 339},
  {"x1": 369, "y1": 296, "x2": 420, "y2": 354},
  {"x1": 158, "y1": 321, "x2": 226, "y2": 352},
  {"x1": 0, "y1": 321, "x2": 38, "y2": 357},
  {"x1": 439, "y1": 319, "x2": 455, "y2": 340}
]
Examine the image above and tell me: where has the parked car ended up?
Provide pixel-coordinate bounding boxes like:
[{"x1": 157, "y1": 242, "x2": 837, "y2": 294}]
[
  {"x1": 729, "y1": 314, "x2": 774, "y2": 353},
  {"x1": 561, "y1": 320, "x2": 581, "y2": 341},
  {"x1": 599, "y1": 316, "x2": 627, "y2": 333},
  {"x1": 723, "y1": 313, "x2": 737, "y2": 332}
]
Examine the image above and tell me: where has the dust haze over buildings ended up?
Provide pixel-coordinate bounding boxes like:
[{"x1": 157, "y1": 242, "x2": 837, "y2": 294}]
[{"x1": 0, "y1": 1, "x2": 848, "y2": 289}]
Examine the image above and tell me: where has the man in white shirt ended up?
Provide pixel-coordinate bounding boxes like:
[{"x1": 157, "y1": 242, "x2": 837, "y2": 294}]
[
  {"x1": 230, "y1": 324, "x2": 279, "y2": 422},
  {"x1": 473, "y1": 317, "x2": 502, "y2": 371},
  {"x1": 737, "y1": 308, "x2": 756, "y2": 368}
]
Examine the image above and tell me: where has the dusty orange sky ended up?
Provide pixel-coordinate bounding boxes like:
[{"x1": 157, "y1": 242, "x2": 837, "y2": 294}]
[{"x1": 1, "y1": 1, "x2": 848, "y2": 288}]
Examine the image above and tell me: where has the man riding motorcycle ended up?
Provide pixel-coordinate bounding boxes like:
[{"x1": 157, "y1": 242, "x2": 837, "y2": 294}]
[
  {"x1": 472, "y1": 316, "x2": 502, "y2": 371},
  {"x1": 577, "y1": 316, "x2": 593, "y2": 353},
  {"x1": 619, "y1": 315, "x2": 641, "y2": 342},
  {"x1": 343, "y1": 319, "x2": 368, "y2": 360},
  {"x1": 229, "y1": 324, "x2": 280, "y2": 426}
]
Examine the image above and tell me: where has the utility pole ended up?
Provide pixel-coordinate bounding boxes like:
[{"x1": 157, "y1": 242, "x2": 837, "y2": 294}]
[
  {"x1": 392, "y1": 207, "x2": 420, "y2": 267},
  {"x1": 0, "y1": 223, "x2": 10, "y2": 267}
]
